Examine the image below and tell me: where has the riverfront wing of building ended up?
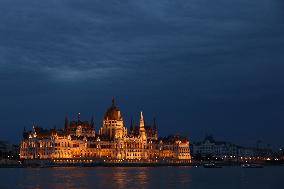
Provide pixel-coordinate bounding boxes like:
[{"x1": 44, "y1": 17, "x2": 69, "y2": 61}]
[{"x1": 20, "y1": 99, "x2": 191, "y2": 162}]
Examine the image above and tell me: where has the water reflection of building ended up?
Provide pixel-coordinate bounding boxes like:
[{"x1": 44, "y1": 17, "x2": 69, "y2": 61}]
[
  {"x1": 112, "y1": 168, "x2": 128, "y2": 189},
  {"x1": 20, "y1": 99, "x2": 191, "y2": 162},
  {"x1": 109, "y1": 167, "x2": 149, "y2": 189}
]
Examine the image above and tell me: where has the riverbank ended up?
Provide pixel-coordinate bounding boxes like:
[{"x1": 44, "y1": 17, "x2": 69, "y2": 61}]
[{"x1": 1, "y1": 159, "x2": 283, "y2": 168}]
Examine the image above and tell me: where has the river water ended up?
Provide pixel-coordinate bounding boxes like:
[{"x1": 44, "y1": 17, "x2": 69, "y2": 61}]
[{"x1": 0, "y1": 166, "x2": 283, "y2": 189}]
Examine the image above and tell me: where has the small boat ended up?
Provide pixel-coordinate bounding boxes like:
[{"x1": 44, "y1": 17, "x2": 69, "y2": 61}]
[
  {"x1": 203, "y1": 163, "x2": 222, "y2": 168},
  {"x1": 241, "y1": 164, "x2": 263, "y2": 168}
]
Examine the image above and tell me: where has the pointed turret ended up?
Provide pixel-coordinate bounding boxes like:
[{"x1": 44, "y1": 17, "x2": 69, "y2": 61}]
[
  {"x1": 129, "y1": 116, "x2": 134, "y2": 133},
  {"x1": 153, "y1": 117, "x2": 158, "y2": 140},
  {"x1": 65, "y1": 114, "x2": 69, "y2": 130},
  {"x1": 77, "y1": 112, "x2": 81, "y2": 125},
  {"x1": 90, "y1": 115, "x2": 95, "y2": 129},
  {"x1": 23, "y1": 127, "x2": 28, "y2": 139},
  {"x1": 153, "y1": 117, "x2": 157, "y2": 130},
  {"x1": 139, "y1": 112, "x2": 144, "y2": 129},
  {"x1": 112, "y1": 97, "x2": 115, "y2": 107},
  {"x1": 139, "y1": 111, "x2": 146, "y2": 140}
]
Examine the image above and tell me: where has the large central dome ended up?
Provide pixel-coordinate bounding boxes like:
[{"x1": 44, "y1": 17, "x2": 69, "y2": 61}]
[{"x1": 104, "y1": 98, "x2": 123, "y2": 120}]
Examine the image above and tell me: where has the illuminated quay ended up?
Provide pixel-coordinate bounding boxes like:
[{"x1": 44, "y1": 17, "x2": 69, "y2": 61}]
[{"x1": 20, "y1": 99, "x2": 191, "y2": 166}]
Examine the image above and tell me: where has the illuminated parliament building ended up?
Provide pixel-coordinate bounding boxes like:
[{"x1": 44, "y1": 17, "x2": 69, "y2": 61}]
[{"x1": 20, "y1": 99, "x2": 191, "y2": 162}]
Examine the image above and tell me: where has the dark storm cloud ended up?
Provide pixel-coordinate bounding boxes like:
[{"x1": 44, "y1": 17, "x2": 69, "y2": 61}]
[{"x1": 0, "y1": 0, "x2": 284, "y2": 147}]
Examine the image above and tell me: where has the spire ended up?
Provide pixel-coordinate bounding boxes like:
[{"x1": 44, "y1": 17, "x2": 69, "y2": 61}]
[
  {"x1": 78, "y1": 112, "x2": 81, "y2": 123},
  {"x1": 153, "y1": 117, "x2": 158, "y2": 139},
  {"x1": 90, "y1": 115, "x2": 95, "y2": 129},
  {"x1": 23, "y1": 127, "x2": 28, "y2": 139},
  {"x1": 153, "y1": 117, "x2": 157, "y2": 130},
  {"x1": 139, "y1": 111, "x2": 146, "y2": 140},
  {"x1": 130, "y1": 116, "x2": 134, "y2": 132},
  {"x1": 112, "y1": 97, "x2": 115, "y2": 107},
  {"x1": 65, "y1": 114, "x2": 69, "y2": 130},
  {"x1": 139, "y1": 111, "x2": 145, "y2": 129}
]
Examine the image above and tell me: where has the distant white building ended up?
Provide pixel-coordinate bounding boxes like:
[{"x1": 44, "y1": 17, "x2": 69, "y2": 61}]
[
  {"x1": 237, "y1": 147, "x2": 255, "y2": 157},
  {"x1": 0, "y1": 141, "x2": 19, "y2": 159},
  {"x1": 192, "y1": 136, "x2": 255, "y2": 158}
]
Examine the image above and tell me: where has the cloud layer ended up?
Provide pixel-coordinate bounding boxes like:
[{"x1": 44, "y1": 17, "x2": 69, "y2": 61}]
[{"x1": 0, "y1": 0, "x2": 284, "y2": 146}]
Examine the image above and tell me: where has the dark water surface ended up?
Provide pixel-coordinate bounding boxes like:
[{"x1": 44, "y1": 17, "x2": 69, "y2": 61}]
[{"x1": 0, "y1": 166, "x2": 283, "y2": 189}]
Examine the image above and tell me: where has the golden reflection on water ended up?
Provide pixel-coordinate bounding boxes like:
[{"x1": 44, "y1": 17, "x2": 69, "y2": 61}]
[
  {"x1": 100, "y1": 167, "x2": 149, "y2": 189},
  {"x1": 6, "y1": 166, "x2": 283, "y2": 189},
  {"x1": 49, "y1": 167, "x2": 90, "y2": 189},
  {"x1": 18, "y1": 167, "x2": 151, "y2": 189},
  {"x1": 135, "y1": 167, "x2": 148, "y2": 186},
  {"x1": 15, "y1": 166, "x2": 195, "y2": 189}
]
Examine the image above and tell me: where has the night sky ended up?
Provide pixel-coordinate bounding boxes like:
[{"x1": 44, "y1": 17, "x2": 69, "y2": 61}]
[{"x1": 0, "y1": 0, "x2": 284, "y2": 148}]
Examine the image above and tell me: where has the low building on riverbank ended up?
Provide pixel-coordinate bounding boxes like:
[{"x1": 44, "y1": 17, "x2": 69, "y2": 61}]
[
  {"x1": 191, "y1": 136, "x2": 273, "y2": 161},
  {"x1": 0, "y1": 141, "x2": 19, "y2": 160}
]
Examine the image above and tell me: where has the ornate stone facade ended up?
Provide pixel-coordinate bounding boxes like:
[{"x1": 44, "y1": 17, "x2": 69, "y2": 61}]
[{"x1": 20, "y1": 99, "x2": 191, "y2": 161}]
